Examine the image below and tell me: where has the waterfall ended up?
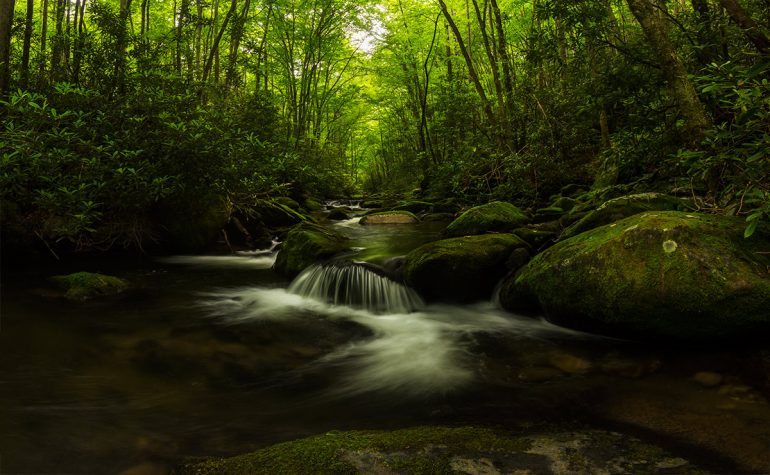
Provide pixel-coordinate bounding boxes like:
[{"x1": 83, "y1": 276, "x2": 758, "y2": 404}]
[{"x1": 288, "y1": 261, "x2": 424, "y2": 314}]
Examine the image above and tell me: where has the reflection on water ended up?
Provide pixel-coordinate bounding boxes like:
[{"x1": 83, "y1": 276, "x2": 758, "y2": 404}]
[{"x1": 1, "y1": 222, "x2": 769, "y2": 474}]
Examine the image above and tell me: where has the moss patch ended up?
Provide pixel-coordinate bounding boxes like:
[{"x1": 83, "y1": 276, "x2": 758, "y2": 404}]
[
  {"x1": 49, "y1": 271, "x2": 129, "y2": 301},
  {"x1": 403, "y1": 233, "x2": 528, "y2": 302},
  {"x1": 176, "y1": 426, "x2": 705, "y2": 475},
  {"x1": 444, "y1": 201, "x2": 529, "y2": 238},
  {"x1": 500, "y1": 211, "x2": 770, "y2": 340},
  {"x1": 273, "y1": 222, "x2": 349, "y2": 277}
]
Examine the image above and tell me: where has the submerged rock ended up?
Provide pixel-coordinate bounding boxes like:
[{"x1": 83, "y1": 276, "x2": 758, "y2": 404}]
[
  {"x1": 561, "y1": 192, "x2": 688, "y2": 240},
  {"x1": 176, "y1": 426, "x2": 706, "y2": 475},
  {"x1": 273, "y1": 222, "x2": 349, "y2": 277},
  {"x1": 403, "y1": 234, "x2": 529, "y2": 303},
  {"x1": 49, "y1": 271, "x2": 129, "y2": 301},
  {"x1": 444, "y1": 201, "x2": 529, "y2": 238},
  {"x1": 499, "y1": 211, "x2": 770, "y2": 340},
  {"x1": 359, "y1": 211, "x2": 418, "y2": 225}
]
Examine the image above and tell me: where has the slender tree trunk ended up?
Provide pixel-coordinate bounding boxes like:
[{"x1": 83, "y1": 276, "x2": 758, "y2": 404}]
[
  {"x1": 626, "y1": 0, "x2": 711, "y2": 142},
  {"x1": 227, "y1": 0, "x2": 251, "y2": 87},
  {"x1": 437, "y1": 0, "x2": 495, "y2": 124},
  {"x1": 471, "y1": 0, "x2": 504, "y2": 113},
  {"x1": 690, "y1": 0, "x2": 719, "y2": 64},
  {"x1": 444, "y1": 22, "x2": 453, "y2": 82},
  {"x1": 255, "y1": 2, "x2": 272, "y2": 93},
  {"x1": 0, "y1": 0, "x2": 14, "y2": 97},
  {"x1": 202, "y1": 0, "x2": 237, "y2": 85},
  {"x1": 717, "y1": 0, "x2": 770, "y2": 54},
  {"x1": 51, "y1": 0, "x2": 65, "y2": 81},
  {"x1": 195, "y1": 0, "x2": 203, "y2": 77},
  {"x1": 21, "y1": 0, "x2": 34, "y2": 88},
  {"x1": 490, "y1": 0, "x2": 513, "y2": 100}
]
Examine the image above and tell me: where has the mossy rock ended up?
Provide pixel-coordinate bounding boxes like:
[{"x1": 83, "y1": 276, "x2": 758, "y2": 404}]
[
  {"x1": 158, "y1": 193, "x2": 231, "y2": 253},
  {"x1": 49, "y1": 272, "x2": 129, "y2": 301},
  {"x1": 391, "y1": 200, "x2": 434, "y2": 214},
  {"x1": 327, "y1": 209, "x2": 351, "y2": 221},
  {"x1": 561, "y1": 192, "x2": 689, "y2": 240},
  {"x1": 513, "y1": 227, "x2": 557, "y2": 249},
  {"x1": 403, "y1": 234, "x2": 529, "y2": 303},
  {"x1": 444, "y1": 201, "x2": 529, "y2": 238},
  {"x1": 360, "y1": 211, "x2": 418, "y2": 225},
  {"x1": 533, "y1": 206, "x2": 564, "y2": 224},
  {"x1": 176, "y1": 426, "x2": 705, "y2": 475},
  {"x1": 303, "y1": 198, "x2": 324, "y2": 212},
  {"x1": 551, "y1": 196, "x2": 577, "y2": 212},
  {"x1": 273, "y1": 222, "x2": 349, "y2": 277},
  {"x1": 500, "y1": 211, "x2": 770, "y2": 340}
]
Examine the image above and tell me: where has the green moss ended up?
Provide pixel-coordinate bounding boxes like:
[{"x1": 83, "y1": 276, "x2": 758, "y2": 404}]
[
  {"x1": 49, "y1": 271, "x2": 129, "y2": 301},
  {"x1": 273, "y1": 222, "x2": 349, "y2": 277},
  {"x1": 561, "y1": 193, "x2": 688, "y2": 240},
  {"x1": 391, "y1": 200, "x2": 434, "y2": 214},
  {"x1": 273, "y1": 197, "x2": 302, "y2": 210},
  {"x1": 444, "y1": 201, "x2": 529, "y2": 238},
  {"x1": 303, "y1": 198, "x2": 324, "y2": 212},
  {"x1": 251, "y1": 199, "x2": 309, "y2": 228},
  {"x1": 513, "y1": 227, "x2": 557, "y2": 250},
  {"x1": 500, "y1": 211, "x2": 770, "y2": 340},
  {"x1": 359, "y1": 211, "x2": 418, "y2": 225},
  {"x1": 176, "y1": 426, "x2": 532, "y2": 475},
  {"x1": 404, "y1": 233, "x2": 528, "y2": 302}
]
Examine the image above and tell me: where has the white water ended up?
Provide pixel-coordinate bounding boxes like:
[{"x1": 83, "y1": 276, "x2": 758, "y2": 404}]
[
  {"x1": 199, "y1": 285, "x2": 591, "y2": 396},
  {"x1": 288, "y1": 263, "x2": 424, "y2": 313},
  {"x1": 159, "y1": 241, "x2": 280, "y2": 269}
]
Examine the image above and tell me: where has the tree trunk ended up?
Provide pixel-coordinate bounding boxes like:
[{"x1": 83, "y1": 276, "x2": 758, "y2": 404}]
[
  {"x1": 255, "y1": 2, "x2": 272, "y2": 93},
  {"x1": 226, "y1": 0, "x2": 251, "y2": 87},
  {"x1": 626, "y1": 0, "x2": 711, "y2": 142},
  {"x1": 39, "y1": 0, "x2": 49, "y2": 80},
  {"x1": 21, "y1": 0, "x2": 33, "y2": 88},
  {"x1": 471, "y1": 0, "x2": 504, "y2": 113},
  {"x1": 717, "y1": 0, "x2": 770, "y2": 55},
  {"x1": 202, "y1": 0, "x2": 237, "y2": 85},
  {"x1": 437, "y1": 0, "x2": 495, "y2": 125},
  {"x1": 0, "y1": 0, "x2": 14, "y2": 97}
]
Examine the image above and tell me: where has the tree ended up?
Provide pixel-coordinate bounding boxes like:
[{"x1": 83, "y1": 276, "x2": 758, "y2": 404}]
[{"x1": 626, "y1": 0, "x2": 711, "y2": 142}]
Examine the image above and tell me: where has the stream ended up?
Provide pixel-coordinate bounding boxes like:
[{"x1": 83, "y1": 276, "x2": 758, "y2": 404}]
[{"x1": 1, "y1": 212, "x2": 769, "y2": 474}]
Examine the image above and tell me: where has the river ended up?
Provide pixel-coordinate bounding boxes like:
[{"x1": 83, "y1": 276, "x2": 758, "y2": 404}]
[{"x1": 1, "y1": 214, "x2": 769, "y2": 473}]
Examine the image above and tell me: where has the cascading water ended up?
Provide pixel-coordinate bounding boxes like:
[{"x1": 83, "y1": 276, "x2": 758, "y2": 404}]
[{"x1": 288, "y1": 261, "x2": 424, "y2": 314}]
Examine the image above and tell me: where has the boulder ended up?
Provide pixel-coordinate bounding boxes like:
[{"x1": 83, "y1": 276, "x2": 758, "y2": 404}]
[
  {"x1": 327, "y1": 209, "x2": 351, "y2": 221},
  {"x1": 532, "y1": 207, "x2": 564, "y2": 224},
  {"x1": 273, "y1": 223, "x2": 349, "y2": 277},
  {"x1": 273, "y1": 196, "x2": 302, "y2": 211},
  {"x1": 443, "y1": 201, "x2": 528, "y2": 238},
  {"x1": 176, "y1": 426, "x2": 704, "y2": 475},
  {"x1": 49, "y1": 272, "x2": 129, "y2": 301},
  {"x1": 499, "y1": 211, "x2": 770, "y2": 340},
  {"x1": 360, "y1": 211, "x2": 418, "y2": 225},
  {"x1": 513, "y1": 228, "x2": 557, "y2": 250},
  {"x1": 303, "y1": 198, "x2": 324, "y2": 212},
  {"x1": 561, "y1": 192, "x2": 688, "y2": 240},
  {"x1": 403, "y1": 234, "x2": 529, "y2": 302}
]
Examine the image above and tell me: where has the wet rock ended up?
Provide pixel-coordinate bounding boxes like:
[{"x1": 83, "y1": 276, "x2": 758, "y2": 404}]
[
  {"x1": 49, "y1": 271, "x2": 129, "y2": 301},
  {"x1": 506, "y1": 247, "x2": 531, "y2": 271},
  {"x1": 549, "y1": 353, "x2": 593, "y2": 374},
  {"x1": 561, "y1": 192, "x2": 689, "y2": 240},
  {"x1": 518, "y1": 367, "x2": 564, "y2": 382},
  {"x1": 327, "y1": 209, "x2": 351, "y2": 221},
  {"x1": 176, "y1": 426, "x2": 707, "y2": 475},
  {"x1": 693, "y1": 372, "x2": 724, "y2": 388},
  {"x1": 443, "y1": 201, "x2": 529, "y2": 238},
  {"x1": 273, "y1": 222, "x2": 349, "y2": 277},
  {"x1": 403, "y1": 234, "x2": 529, "y2": 303},
  {"x1": 600, "y1": 356, "x2": 661, "y2": 379},
  {"x1": 360, "y1": 211, "x2": 419, "y2": 225},
  {"x1": 499, "y1": 211, "x2": 770, "y2": 340}
]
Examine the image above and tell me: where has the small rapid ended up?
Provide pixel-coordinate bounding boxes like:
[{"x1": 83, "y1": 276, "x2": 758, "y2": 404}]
[{"x1": 288, "y1": 261, "x2": 423, "y2": 314}]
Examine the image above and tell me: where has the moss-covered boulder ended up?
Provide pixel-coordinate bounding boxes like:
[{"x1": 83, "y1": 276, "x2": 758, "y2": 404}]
[
  {"x1": 49, "y1": 272, "x2": 129, "y2": 301},
  {"x1": 561, "y1": 193, "x2": 688, "y2": 240},
  {"x1": 177, "y1": 426, "x2": 704, "y2": 475},
  {"x1": 500, "y1": 211, "x2": 770, "y2": 340},
  {"x1": 404, "y1": 234, "x2": 529, "y2": 302},
  {"x1": 532, "y1": 206, "x2": 564, "y2": 224},
  {"x1": 327, "y1": 209, "x2": 351, "y2": 221},
  {"x1": 303, "y1": 198, "x2": 324, "y2": 212},
  {"x1": 273, "y1": 196, "x2": 302, "y2": 211},
  {"x1": 360, "y1": 211, "x2": 418, "y2": 225},
  {"x1": 444, "y1": 201, "x2": 529, "y2": 238},
  {"x1": 513, "y1": 227, "x2": 557, "y2": 250},
  {"x1": 273, "y1": 223, "x2": 349, "y2": 277}
]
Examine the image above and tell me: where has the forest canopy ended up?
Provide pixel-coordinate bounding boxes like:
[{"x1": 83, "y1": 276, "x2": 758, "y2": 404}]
[{"x1": 0, "y1": 0, "x2": 768, "y2": 254}]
